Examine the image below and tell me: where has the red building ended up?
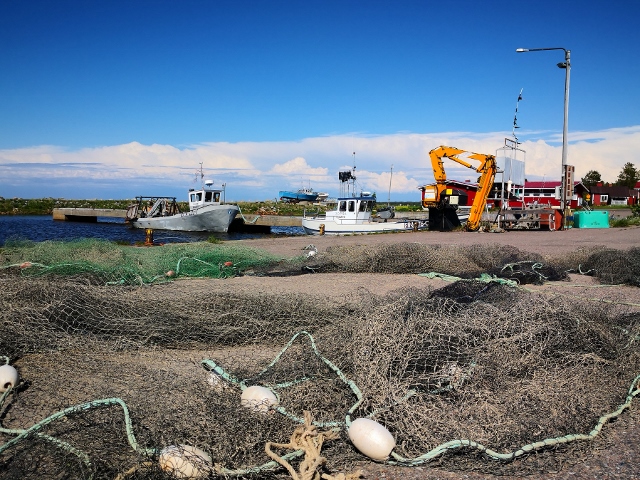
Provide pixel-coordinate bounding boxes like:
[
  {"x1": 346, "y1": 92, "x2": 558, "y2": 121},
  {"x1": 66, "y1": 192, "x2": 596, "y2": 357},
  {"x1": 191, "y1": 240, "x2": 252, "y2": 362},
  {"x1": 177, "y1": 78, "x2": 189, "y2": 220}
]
[{"x1": 588, "y1": 182, "x2": 638, "y2": 206}]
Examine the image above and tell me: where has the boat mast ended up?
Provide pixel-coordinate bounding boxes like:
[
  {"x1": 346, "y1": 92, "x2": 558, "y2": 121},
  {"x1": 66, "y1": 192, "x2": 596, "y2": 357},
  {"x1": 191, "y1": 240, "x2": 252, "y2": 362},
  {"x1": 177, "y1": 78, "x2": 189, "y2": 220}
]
[{"x1": 351, "y1": 152, "x2": 356, "y2": 197}]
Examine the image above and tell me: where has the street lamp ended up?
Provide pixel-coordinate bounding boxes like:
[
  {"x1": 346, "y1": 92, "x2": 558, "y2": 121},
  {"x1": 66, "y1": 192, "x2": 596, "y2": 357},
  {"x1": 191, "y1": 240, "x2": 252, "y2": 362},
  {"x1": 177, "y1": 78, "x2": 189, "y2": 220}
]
[{"x1": 516, "y1": 47, "x2": 571, "y2": 228}]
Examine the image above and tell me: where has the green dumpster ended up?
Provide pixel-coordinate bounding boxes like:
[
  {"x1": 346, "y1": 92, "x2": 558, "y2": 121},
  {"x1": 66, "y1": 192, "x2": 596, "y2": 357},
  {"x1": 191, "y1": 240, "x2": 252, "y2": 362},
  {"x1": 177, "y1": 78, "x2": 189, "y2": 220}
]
[{"x1": 573, "y1": 211, "x2": 609, "y2": 228}]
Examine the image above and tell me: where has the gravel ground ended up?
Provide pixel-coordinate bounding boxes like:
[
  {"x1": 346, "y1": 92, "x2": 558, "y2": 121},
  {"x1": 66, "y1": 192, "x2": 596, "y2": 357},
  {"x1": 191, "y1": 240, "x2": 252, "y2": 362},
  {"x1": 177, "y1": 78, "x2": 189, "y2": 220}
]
[
  {"x1": 217, "y1": 226, "x2": 640, "y2": 480},
  {"x1": 231, "y1": 225, "x2": 640, "y2": 259}
]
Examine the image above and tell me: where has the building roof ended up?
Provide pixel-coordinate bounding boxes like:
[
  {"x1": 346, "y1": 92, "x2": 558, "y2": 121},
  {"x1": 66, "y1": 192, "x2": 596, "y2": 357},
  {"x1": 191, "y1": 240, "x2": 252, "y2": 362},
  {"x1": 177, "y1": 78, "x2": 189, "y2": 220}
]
[
  {"x1": 523, "y1": 181, "x2": 588, "y2": 190},
  {"x1": 589, "y1": 185, "x2": 635, "y2": 196},
  {"x1": 525, "y1": 181, "x2": 560, "y2": 189}
]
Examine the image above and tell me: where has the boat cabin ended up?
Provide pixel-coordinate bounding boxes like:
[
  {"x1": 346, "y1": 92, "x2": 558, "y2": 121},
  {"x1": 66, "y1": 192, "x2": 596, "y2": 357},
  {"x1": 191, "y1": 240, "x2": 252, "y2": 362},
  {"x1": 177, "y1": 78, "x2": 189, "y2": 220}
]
[
  {"x1": 336, "y1": 197, "x2": 375, "y2": 214},
  {"x1": 189, "y1": 180, "x2": 223, "y2": 210}
]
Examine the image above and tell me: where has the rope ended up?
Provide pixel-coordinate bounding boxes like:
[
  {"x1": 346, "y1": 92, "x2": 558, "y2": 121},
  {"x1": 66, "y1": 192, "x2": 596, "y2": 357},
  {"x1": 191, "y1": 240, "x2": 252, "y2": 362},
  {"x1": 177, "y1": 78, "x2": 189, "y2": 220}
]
[
  {"x1": 202, "y1": 331, "x2": 364, "y2": 428},
  {"x1": 0, "y1": 392, "x2": 157, "y2": 479},
  {"x1": 418, "y1": 271, "x2": 519, "y2": 288},
  {"x1": 237, "y1": 207, "x2": 262, "y2": 224},
  {"x1": 264, "y1": 411, "x2": 341, "y2": 480},
  {"x1": 388, "y1": 374, "x2": 640, "y2": 465}
]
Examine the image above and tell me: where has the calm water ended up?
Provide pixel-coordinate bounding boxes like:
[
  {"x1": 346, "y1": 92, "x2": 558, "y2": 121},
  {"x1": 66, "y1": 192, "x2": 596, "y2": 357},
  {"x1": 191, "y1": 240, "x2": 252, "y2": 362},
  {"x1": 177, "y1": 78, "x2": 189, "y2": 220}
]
[{"x1": 0, "y1": 215, "x2": 305, "y2": 246}]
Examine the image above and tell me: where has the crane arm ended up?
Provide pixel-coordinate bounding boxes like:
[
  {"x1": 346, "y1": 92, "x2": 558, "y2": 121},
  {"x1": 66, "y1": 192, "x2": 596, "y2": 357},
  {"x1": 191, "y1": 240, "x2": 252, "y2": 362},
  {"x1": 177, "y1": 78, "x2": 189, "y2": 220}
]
[{"x1": 424, "y1": 145, "x2": 497, "y2": 231}]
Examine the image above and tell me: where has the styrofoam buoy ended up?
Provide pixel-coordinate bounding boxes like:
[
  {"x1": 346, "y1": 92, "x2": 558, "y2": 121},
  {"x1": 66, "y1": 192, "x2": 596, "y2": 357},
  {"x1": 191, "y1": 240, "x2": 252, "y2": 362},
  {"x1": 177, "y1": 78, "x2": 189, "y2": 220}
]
[
  {"x1": 348, "y1": 418, "x2": 396, "y2": 461},
  {"x1": 159, "y1": 445, "x2": 212, "y2": 479},
  {"x1": 0, "y1": 364, "x2": 18, "y2": 393},
  {"x1": 166, "y1": 270, "x2": 176, "y2": 278},
  {"x1": 240, "y1": 385, "x2": 278, "y2": 413},
  {"x1": 224, "y1": 261, "x2": 233, "y2": 267}
]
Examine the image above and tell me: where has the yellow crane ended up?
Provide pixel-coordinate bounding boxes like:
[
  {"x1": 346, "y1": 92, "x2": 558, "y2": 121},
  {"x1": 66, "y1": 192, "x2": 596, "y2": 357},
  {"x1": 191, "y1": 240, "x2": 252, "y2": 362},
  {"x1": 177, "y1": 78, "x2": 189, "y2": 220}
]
[{"x1": 421, "y1": 146, "x2": 497, "y2": 231}]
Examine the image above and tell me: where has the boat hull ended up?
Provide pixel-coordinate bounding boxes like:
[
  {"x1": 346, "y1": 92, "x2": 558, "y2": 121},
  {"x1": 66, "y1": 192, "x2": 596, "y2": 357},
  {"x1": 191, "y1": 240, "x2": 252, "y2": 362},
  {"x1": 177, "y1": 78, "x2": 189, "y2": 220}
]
[
  {"x1": 302, "y1": 216, "x2": 426, "y2": 235},
  {"x1": 131, "y1": 205, "x2": 240, "y2": 232}
]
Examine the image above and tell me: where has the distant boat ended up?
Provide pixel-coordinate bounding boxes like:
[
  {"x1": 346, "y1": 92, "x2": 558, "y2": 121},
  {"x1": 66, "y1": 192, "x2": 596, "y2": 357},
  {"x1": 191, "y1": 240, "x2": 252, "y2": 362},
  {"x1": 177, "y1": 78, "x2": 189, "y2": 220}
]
[
  {"x1": 125, "y1": 167, "x2": 239, "y2": 232},
  {"x1": 315, "y1": 192, "x2": 329, "y2": 203},
  {"x1": 279, "y1": 187, "x2": 320, "y2": 203}
]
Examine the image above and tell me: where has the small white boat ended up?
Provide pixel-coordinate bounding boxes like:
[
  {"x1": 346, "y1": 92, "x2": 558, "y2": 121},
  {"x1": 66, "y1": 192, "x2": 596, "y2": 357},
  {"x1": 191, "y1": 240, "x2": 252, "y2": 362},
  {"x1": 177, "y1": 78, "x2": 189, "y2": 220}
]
[
  {"x1": 302, "y1": 194, "x2": 427, "y2": 235},
  {"x1": 125, "y1": 179, "x2": 239, "y2": 233}
]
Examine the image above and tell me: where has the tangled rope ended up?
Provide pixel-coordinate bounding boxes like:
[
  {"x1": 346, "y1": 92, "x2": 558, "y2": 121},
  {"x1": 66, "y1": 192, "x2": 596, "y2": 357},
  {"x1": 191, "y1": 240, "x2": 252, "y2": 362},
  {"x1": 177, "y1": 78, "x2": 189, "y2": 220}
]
[{"x1": 265, "y1": 411, "x2": 362, "y2": 480}]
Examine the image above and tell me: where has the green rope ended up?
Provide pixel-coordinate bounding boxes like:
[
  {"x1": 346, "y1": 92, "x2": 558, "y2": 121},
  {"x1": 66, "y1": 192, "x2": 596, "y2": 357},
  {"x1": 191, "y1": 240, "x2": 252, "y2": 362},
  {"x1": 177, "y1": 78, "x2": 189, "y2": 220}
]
[
  {"x1": 0, "y1": 394, "x2": 157, "y2": 478},
  {"x1": 202, "y1": 330, "x2": 364, "y2": 428},
  {"x1": 1, "y1": 382, "x2": 95, "y2": 474},
  {"x1": 388, "y1": 374, "x2": 640, "y2": 465},
  {"x1": 501, "y1": 261, "x2": 548, "y2": 282},
  {"x1": 237, "y1": 207, "x2": 261, "y2": 224},
  {"x1": 418, "y1": 272, "x2": 518, "y2": 288}
]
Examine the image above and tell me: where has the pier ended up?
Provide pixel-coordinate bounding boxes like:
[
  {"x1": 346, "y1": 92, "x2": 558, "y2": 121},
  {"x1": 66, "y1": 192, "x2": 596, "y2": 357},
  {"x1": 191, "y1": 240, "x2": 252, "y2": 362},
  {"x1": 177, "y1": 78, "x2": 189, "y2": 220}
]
[{"x1": 52, "y1": 208, "x2": 127, "y2": 222}]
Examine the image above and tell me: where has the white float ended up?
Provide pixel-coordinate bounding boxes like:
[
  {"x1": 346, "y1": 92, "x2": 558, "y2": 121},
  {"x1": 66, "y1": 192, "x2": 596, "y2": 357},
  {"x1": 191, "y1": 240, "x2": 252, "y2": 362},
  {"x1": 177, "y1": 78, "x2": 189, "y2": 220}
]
[
  {"x1": 159, "y1": 445, "x2": 212, "y2": 479},
  {"x1": 240, "y1": 385, "x2": 278, "y2": 413},
  {"x1": 348, "y1": 418, "x2": 396, "y2": 461},
  {"x1": 0, "y1": 364, "x2": 19, "y2": 393}
]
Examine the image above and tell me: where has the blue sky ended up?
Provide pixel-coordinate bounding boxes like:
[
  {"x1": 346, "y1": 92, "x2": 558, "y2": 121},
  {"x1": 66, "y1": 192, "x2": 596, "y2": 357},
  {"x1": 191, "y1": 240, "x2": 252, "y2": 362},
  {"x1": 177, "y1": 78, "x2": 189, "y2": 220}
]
[{"x1": 1, "y1": 0, "x2": 639, "y2": 201}]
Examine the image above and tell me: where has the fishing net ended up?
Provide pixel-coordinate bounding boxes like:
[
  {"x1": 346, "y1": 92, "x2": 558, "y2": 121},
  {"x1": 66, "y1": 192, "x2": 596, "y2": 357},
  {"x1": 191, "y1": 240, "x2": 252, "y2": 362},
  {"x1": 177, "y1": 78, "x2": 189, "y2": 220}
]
[
  {"x1": 295, "y1": 242, "x2": 569, "y2": 285},
  {"x1": 1, "y1": 240, "x2": 640, "y2": 479},
  {"x1": 0, "y1": 238, "x2": 285, "y2": 285}
]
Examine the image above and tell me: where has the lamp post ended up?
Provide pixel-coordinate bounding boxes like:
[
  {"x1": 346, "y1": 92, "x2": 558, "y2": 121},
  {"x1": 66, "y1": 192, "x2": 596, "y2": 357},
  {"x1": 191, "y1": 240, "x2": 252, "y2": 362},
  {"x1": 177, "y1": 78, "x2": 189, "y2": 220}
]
[{"x1": 516, "y1": 47, "x2": 571, "y2": 228}]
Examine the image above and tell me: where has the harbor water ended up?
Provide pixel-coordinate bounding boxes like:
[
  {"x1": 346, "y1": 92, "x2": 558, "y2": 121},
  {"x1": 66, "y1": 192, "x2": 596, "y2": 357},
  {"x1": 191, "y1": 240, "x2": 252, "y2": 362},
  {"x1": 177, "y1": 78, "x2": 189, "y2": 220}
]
[{"x1": 0, "y1": 215, "x2": 305, "y2": 246}]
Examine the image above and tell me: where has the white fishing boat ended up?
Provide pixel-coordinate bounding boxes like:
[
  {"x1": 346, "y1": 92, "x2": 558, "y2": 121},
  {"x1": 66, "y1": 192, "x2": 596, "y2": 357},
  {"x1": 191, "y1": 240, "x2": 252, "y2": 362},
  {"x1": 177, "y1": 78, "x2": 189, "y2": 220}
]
[
  {"x1": 302, "y1": 157, "x2": 427, "y2": 235},
  {"x1": 125, "y1": 169, "x2": 239, "y2": 233},
  {"x1": 302, "y1": 194, "x2": 427, "y2": 235}
]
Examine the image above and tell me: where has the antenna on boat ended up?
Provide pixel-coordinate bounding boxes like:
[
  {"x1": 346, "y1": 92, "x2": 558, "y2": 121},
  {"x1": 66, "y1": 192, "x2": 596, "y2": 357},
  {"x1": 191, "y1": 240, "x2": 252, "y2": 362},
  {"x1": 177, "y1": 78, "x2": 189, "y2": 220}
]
[{"x1": 194, "y1": 162, "x2": 205, "y2": 188}]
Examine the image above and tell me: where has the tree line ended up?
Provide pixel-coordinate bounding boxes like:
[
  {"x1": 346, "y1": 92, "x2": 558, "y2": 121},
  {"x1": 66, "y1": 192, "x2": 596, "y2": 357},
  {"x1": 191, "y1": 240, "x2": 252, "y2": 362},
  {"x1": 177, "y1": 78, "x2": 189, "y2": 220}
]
[{"x1": 581, "y1": 162, "x2": 639, "y2": 189}]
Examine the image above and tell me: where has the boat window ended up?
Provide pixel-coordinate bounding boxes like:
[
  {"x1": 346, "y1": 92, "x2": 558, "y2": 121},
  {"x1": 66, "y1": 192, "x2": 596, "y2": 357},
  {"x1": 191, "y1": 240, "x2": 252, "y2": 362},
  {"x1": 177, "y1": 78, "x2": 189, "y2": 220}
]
[
  {"x1": 205, "y1": 191, "x2": 213, "y2": 202},
  {"x1": 339, "y1": 201, "x2": 347, "y2": 212},
  {"x1": 214, "y1": 192, "x2": 220, "y2": 202},
  {"x1": 190, "y1": 193, "x2": 196, "y2": 202},
  {"x1": 359, "y1": 201, "x2": 367, "y2": 212},
  {"x1": 348, "y1": 201, "x2": 355, "y2": 212}
]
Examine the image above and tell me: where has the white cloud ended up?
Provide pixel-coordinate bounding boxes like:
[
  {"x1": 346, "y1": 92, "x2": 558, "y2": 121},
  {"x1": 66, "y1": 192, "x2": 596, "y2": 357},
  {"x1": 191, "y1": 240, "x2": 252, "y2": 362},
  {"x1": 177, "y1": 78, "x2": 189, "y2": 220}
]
[{"x1": 1, "y1": 126, "x2": 639, "y2": 200}]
